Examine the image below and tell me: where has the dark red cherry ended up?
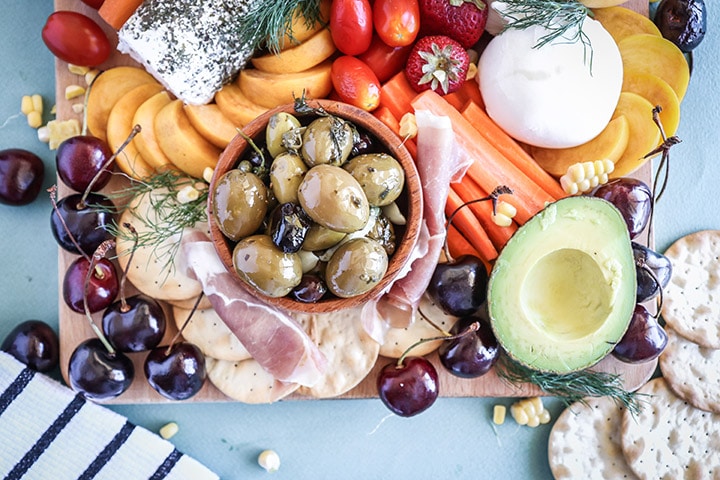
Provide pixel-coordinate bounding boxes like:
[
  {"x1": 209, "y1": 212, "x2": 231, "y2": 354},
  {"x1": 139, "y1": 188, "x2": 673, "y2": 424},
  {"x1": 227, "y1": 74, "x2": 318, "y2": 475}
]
[
  {"x1": 377, "y1": 356, "x2": 439, "y2": 417},
  {"x1": 50, "y1": 192, "x2": 116, "y2": 256},
  {"x1": 56, "y1": 135, "x2": 114, "y2": 192},
  {"x1": 144, "y1": 342, "x2": 207, "y2": 400},
  {"x1": 0, "y1": 148, "x2": 45, "y2": 206},
  {"x1": 438, "y1": 316, "x2": 499, "y2": 378},
  {"x1": 102, "y1": 294, "x2": 167, "y2": 352},
  {"x1": 1, "y1": 320, "x2": 59, "y2": 372},
  {"x1": 68, "y1": 338, "x2": 134, "y2": 400},
  {"x1": 633, "y1": 242, "x2": 672, "y2": 303},
  {"x1": 63, "y1": 256, "x2": 119, "y2": 314},
  {"x1": 427, "y1": 255, "x2": 488, "y2": 317},
  {"x1": 613, "y1": 304, "x2": 668, "y2": 364},
  {"x1": 592, "y1": 178, "x2": 653, "y2": 239}
]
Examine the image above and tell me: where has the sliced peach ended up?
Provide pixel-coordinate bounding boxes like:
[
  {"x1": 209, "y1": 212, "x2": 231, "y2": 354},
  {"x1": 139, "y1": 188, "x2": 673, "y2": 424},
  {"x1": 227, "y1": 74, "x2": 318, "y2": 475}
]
[
  {"x1": 154, "y1": 99, "x2": 222, "y2": 179},
  {"x1": 106, "y1": 82, "x2": 164, "y2": 180},
  {"x1": 184, "y1": 103, "x2": 239, "y2": 149},
  {"x1": 622, "y1": 69, "x2": 680, "y2": 136},
  {"x1": 529, "y1": 115, "x2": 630, "y2": 178},
  {"x1": 239, "y1": 60, "x2": 333, "y2": 109},
  {"x1": 251, "y1": 28, "x2": 336, "y2": 74},
  {"x1": 618, "y1": 33, "x2": 690, "y2": 101},
  {"x1": 591, "y1": 6, "x2": 661, "y2": 43},
  {"x1": 278, "y1": 0, "x2": 331, "y2": 49},
  {"x1": 133, "y1": 91, "x2": 177, "y2": 172},
  {"x1": 86, "y1": 66, "x2": 158, "y2": 142},
  {"x1": 214, "y1": 82, "x2": 268, "y2": 127},
  {"x1": 579, "y1": 0, "x2": 627, "y2": 7},
  {"x1": 610, "y1": 92, "x2": 662, "y2": 178}
]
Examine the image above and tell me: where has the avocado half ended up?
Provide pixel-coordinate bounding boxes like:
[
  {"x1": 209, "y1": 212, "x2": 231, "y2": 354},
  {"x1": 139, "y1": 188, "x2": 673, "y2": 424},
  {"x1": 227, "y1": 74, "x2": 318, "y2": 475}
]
[{"x1": 488, "y1": 196, "x2": 636, "y2": 374}]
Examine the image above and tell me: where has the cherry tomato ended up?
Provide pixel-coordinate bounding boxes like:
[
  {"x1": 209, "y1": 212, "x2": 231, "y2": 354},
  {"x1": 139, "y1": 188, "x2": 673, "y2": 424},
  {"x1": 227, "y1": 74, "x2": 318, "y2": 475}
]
[
  {"x1": 80, "y1": 0, "x2": 105, "y2": 9},
  {"x1": 329, "y1": 0, "x2": 373, "y2": 56},
  {"x1": 331, "y1": 56, "x2": 382, "y2": 112},
  {"x1": 42, "y1": 11, "x2": 111, "y2": 66},
  {"x1": 358, "y1": 34, "x2": 413, "y2": 83},
  {"x1": 373, "y1": 0, "x2": 420, "y2": 47}
]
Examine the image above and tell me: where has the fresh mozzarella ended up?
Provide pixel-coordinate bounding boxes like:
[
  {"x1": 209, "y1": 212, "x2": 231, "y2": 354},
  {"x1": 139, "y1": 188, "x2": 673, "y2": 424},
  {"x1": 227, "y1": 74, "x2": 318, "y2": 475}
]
[{"x1": 478, "y1": 12, "x2": 623, "y2": 148}]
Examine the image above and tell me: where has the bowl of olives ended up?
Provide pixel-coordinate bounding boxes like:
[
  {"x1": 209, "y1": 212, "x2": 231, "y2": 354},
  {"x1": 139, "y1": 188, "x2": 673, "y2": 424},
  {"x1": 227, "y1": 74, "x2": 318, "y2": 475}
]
[{"x1": 208, "y1": 99, "x2": 423, "y2": 313}]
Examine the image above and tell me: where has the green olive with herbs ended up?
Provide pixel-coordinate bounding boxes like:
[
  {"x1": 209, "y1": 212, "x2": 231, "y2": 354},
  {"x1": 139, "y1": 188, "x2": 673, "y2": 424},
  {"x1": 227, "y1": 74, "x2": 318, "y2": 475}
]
[
  {"x1": 298, "y1": 164, "x2": 369, "y2": 233},
  {"x1": 266, "y1": 112, "x2": 302, "y2": 158},
  {"x1": 343, "y1": 153, "x2": 405, "y2": 206},
  {"x1": 269, "y1": 152, "x2": 307, "y2": 204},
  {"x1": 303, "y1": 223, "x2": 347, "y2": 251},
  {"x1": 232, "y1": 234, "x2": 302, "y2": 298},
  {"x1": 212, "y1": 169, "x2": 268, "y2": 241},
  {"x1": 301, "y1": 116, "x2": 354, "y2": 167},
  {"x1": 325, "y1": 238, "x2": 389, "y2": 298}
]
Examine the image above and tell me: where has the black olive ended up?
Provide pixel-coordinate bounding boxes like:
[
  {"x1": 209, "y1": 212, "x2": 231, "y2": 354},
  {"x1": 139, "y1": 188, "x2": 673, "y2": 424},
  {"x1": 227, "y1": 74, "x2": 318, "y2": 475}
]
[
  {"x1": 654, "y1": 0, "x2": 706, "y2": 52},
  {"x1": 269, "y1": 202, "x2": 311, "y2": 253},
  {"x1": 291, "y1": 274, "x2": 328, "y2": 303}
]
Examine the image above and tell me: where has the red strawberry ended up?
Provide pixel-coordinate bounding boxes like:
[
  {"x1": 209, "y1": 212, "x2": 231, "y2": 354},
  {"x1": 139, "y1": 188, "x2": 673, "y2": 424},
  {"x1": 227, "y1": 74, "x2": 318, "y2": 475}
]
[
  {"x1": 405, "y1": 35, "x2": 469, "y2": 95},
  {"x1": 419, "y1": 0, "x2": 488, "y2": 49}
]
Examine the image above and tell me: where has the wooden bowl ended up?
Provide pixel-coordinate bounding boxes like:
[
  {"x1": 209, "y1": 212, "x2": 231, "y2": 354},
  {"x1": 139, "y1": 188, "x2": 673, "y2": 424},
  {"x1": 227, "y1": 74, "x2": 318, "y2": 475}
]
[{"x1": 208, "y1": 99, "x2": 423, "y2": 313}]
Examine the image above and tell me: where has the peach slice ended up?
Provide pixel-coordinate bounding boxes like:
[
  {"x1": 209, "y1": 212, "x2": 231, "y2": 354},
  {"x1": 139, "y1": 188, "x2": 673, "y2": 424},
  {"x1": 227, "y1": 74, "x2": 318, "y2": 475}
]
[
  {"x1": 610, "y1": 92, "x2": 662, "y2": 178},
  {"x1": 239, "y1": 60, "x2": 333, "y2": 110},
  {"x1": 618, "y1": 33, "x2": 690, "y2": 101},
  {"x1": 184, "y1": 103, "x2": 239, "y2": 149},
  {"x1": 278, "y1": 0, "x2": 331, "y2": 49},
  {"x1": 529, "y1": 115, "x2": 630, "y2": 178},
  {"x1": 578, "y1": 0, "x2": 626, "y2": 7},
  {"x1": 132, "y1": 91, "x2": 177, "y2": 172},
  {"x1": 214, "y1": 82, "x2": 268, "y2": 127},
  {"x1": 251, "y1": 28, "x2": 336, "y2": 74},
  {"x1": 591, "y1": 6, "x2": 662, "y2": 43},
  {"x1": 622, "y1": 69, "x2": 680, "y2": 136}
]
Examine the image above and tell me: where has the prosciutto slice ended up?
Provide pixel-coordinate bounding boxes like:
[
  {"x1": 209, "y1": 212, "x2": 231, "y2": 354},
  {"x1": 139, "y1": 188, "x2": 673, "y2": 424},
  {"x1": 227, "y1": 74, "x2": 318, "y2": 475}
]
[{"x1": 179, "y1": 229, "x2": 327, "y2": 387}]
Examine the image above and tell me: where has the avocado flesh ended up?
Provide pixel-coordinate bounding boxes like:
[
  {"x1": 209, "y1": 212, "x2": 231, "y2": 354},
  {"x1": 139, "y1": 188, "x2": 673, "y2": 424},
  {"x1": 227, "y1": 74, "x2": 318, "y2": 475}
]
[{"x1": 488, "y1": 196, "x2": 636, "y2": 373}]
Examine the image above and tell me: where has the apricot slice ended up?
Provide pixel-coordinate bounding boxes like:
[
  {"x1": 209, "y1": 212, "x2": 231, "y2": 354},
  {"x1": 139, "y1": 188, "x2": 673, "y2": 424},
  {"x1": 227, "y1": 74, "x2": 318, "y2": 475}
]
[
  {"x1": 214, "y1": 82, "x2": 268, "y2": 127},
  {"x1": 184, "y1": 103, "x2": 238, "y2": 149},
  {"x1": 278, "y1": 0, "x2": 331, "y2": 49},
  {"x1": 529, "y1": 115, "x2": 630, "y2": 178},
  {"x1": 239, "y1": 60, "x2": 333, "y2": 110},
  {"x1": 610, "y1": 92, "x2": 662, "y2": 178},
  {"x1": 578, "y1": 0, "x2": 626, "y2": 7},
  {"x1": 591, "y1": 6, "x2": 662, "y2": 43},
  {"x1": 622, "y1": 69, "x2": 680, "y2": 136},
  {"x1": 251, "y1": 28, "x2": 336, "y2": 74},
  {"x1": 106, "y1": 82, "x2": 164, "y2": 180},
  {"x1": 133, "y1": 91, "x2": 177, "y2": 172},
  {"x1": 618, "y1": 33, "x2": 690, "y2": 101}
]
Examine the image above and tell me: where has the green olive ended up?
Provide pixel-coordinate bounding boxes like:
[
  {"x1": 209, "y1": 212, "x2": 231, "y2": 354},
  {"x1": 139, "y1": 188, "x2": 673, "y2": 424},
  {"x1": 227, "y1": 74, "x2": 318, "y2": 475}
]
[
  {"x1": 301, "y1": 116, "x2": 354, "y2": 167},
  {"x1": 367, "y1": 213, "x2": 396, "y2": 255},
  {"x1": 266, "y1": 112, "x2": 302, "y2": 158},
  {"x1": 303, "y1": 223, "x2": 347, "y2": 251},
  {"x1": 343, "y1": 153, "x2": 405, "y2": 206},
  {"x1": 325, "y1": 238, "x2": 388, "y2": 298},
  {"x1": 232, "y1": 234, "x2": 302, "y2": 298},
  {"x1": 269, "y1": 152, "x2": 307, "y2": 204},
  {"x1": 212, "y1": 169, "x2": 268, "y2": 241},
  {"x1": 298, "y1": 164, "x2": 369, "y2": 233}
]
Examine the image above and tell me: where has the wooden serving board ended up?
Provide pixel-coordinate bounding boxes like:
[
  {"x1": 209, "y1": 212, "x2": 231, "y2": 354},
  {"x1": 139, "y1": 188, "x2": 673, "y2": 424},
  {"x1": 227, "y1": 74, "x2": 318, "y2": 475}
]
[{"x1": 55, "y1": 0, "x2": 656, "y2": 404}]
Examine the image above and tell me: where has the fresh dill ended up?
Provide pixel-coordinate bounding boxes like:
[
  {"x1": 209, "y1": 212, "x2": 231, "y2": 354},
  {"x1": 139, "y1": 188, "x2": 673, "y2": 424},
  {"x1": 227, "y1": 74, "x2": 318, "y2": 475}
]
[{"x1": 496, "y1": 355, "x2": 645, "y2": 416}]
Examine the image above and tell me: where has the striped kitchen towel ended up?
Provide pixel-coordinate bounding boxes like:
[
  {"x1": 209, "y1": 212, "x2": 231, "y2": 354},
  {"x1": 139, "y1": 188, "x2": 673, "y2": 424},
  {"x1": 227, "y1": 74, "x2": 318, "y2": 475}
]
[{"x1": 0, "y1": 352, "x2": 218, "y2": 480}]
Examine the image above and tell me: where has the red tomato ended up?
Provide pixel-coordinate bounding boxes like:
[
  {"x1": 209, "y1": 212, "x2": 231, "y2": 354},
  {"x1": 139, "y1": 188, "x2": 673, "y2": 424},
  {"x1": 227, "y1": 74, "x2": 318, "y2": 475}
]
[
  {"x1": 331, "y1": 56, "x2": 381, "y2": 112},
  {"x1": 80, "y1": 0, "x2": 105, "y2": 9},
  {"x1": 358, "y1": 34, "x2": 413, "y2": 83},
  {"x1": 373, "y1": 0, "x2": 420, "y2": 47},
  {"x1": 329, "y1": 0, "x2": 373, "y2": 56},
  {"x1": 42, "y1": 11, "x2": 111, "y2": 66}
]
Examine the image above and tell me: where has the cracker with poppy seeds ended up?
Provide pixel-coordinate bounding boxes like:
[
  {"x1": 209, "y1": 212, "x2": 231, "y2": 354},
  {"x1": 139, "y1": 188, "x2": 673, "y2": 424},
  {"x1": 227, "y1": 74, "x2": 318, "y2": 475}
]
[
  {"x1": 172, "y1": 306, "x2": 251, "y2": 362},
  {"x1": 659, "y1": 325, "x2": 720, "y2": 414},
  {"x1": 205, "y1": 356, "x2": 300, "y2": 404},
  {"x1": 661, "y1": 230, "x2": 720, "y2": 348}
]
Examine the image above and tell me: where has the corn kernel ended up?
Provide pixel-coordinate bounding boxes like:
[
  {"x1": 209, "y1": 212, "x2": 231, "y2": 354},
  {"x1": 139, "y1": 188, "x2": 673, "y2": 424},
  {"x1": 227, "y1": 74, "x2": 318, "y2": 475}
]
[
  {"x1": 583, "y1": 161, "x2": 595, "y2": 179},
  {"x1": 496, "y1": 201, "x2": 517, "y2": 218},
  {"x1": 159, "y1": 422, "x2": 179, "y2": 439},
  {"x1": 50, "y1": 104, "x2": 57, "y2": 115},
  {"x1": 258, "y1": 449, "x2": 280, "y2": 473},
  {"x1": 492, "y1": 212, "x2": 513, "y2": 227},
  {"x1": 529, "y1": 397, "x2": 543, "y2": 414},
  {"x1": 177, "y1": 185, "x2": 200, "y2": 204},
  {"x1": 493, "y1": 405, "x2": 506, "y2": 425},
  {"x1": 568, "y1": 164, "x2": 585, "y2": 183},
  {"x1": 465, "y1": 62, "x2": 478, "y2": 80},
  {"x1": 21, "y1": 96, "x2": 34, "y2": 115},
  {"x1": 31, "y1": 94, "x2": 43, "y2": 114},
  {"x1": 65, "y1": 85, "x2": 86, "y2": 100},
  {"x1": 539, "y1": 409, "x2": 551, "y2": 425},
  {"x1": 68, "y1": 63, "x2": 90, "y2": 75},
  {"x1": 602, "y1": 158, "x2": 615, "y2": 174},
  {"x1": 510, "y1": 404, "x2": 529, "y2": 425},
  {"x1": 510, "y1": 397, "x2": 551, "y2": 428},
  {"x1": 37, "y1": 126, "x2": 50, "y2": 143},
  {"x1": 202, "y1": 167, "x2": 214, "y2": 184},
  {"x1": 72, "y1": 103, "x2": 85, "y2": 114},
  {"x1": 399, "y1": 113, "x2": 418, "y2": 139},
  {"x1": 26, "y1": 111, "x2": 43, "y2": 129},
  {"x1": 560, "y1": 176, "x2": 579, "y2": 196},
  {"x1": 85, "y1": 69, "x2": 100, "y2": 85}
]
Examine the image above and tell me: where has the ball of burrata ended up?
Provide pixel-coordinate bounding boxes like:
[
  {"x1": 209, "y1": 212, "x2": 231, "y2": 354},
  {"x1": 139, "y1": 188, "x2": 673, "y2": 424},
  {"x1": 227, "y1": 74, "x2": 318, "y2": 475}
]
[{"x1": 478, "y1": 13, "x2": 623, "y2": 149}]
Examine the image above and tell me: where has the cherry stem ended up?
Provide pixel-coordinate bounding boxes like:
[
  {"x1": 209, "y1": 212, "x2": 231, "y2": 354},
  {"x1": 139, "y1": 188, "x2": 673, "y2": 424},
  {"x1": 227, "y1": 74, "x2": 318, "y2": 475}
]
[
  {"x1": 83, "y1": 240, "x2": 116, "y2": 356},
  {"x1": 396, "y1": 321, "x2": 480, "y2": 368},
  {"x1": 637, "y1": 261, "x2": 665, "y2": 319},
  {"x1": 166, "y1": 293, "x2": 204, "y2": 356},
  {"x1": 79, "y1": 124, "x2": 142, "y2": 208},
  {"x1": 48, "y1": 185, "x2": 92, "y2": 262},
  {"x1": 118, "y1": 222, "x2": 138, "y2": 313},
  {"x1": 417, "y1": 307, "x2": 450, "y2": 336}
]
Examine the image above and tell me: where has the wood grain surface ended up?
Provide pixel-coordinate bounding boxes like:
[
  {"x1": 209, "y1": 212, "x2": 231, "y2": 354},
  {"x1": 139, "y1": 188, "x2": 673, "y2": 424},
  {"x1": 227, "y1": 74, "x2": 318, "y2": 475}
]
[{"x1": 55, "y1": 0, "x2": 656, "y2": 404}]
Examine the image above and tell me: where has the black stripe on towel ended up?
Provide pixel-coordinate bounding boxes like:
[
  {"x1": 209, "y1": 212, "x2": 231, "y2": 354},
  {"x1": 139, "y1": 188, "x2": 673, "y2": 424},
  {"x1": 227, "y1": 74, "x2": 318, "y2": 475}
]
[
  {"x1": 149, "y1": 448, "x2": 183, "y2": 480},
  {"x1": 5, "y1": 393, "x2": 86, "y2": 480},
  {"x1": 77, "y1": 420, "x2": 136, "y2": 480},
  {"x1": 0, "y1": 367, "x2": 36, "y2": 415}
]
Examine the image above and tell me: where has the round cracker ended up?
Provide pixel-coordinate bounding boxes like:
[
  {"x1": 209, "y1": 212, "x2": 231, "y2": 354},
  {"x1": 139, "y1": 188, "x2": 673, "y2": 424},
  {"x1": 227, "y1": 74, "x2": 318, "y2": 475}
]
[
  {"x1": 166, "y1": 294, "x2": 213, "y2": 311},
  {"x1": 620, "y1": 378, "x2": 720, "y2": 480},
  {"x1": 297, "y1": 307, "x2": 380, "y2": 399},
  {"x1": 206, "y1": 356, "x2": 299, "y2": 404},
  {"x1": 660, "y1": 325, "x2": 720, "y2": 414},
  {"x1": 380, "y1": 294, "x2": 458, "y2": 358},
  {"x1": 661, "y1": 230, "x2": 720, "y2": 348},
  {"x1": 173, "y1": 306, "x2": 251, "y2": 362},
  {"x1": 548, "y1": 396, "x2": 638, "y2": 480}
]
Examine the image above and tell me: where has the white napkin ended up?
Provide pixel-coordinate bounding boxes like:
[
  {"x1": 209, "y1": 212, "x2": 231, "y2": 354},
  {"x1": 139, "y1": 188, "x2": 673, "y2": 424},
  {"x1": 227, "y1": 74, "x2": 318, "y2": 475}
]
[{"x1": 0, "y1": 352, "x2": 218, "y2": 480}]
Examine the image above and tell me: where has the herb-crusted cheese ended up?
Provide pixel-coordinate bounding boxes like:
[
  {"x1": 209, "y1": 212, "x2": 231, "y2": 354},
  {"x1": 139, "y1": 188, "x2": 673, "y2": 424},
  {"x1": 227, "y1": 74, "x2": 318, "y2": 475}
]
[{"x1": 117, "y1": 0, "x2": 260, "y2": 105}]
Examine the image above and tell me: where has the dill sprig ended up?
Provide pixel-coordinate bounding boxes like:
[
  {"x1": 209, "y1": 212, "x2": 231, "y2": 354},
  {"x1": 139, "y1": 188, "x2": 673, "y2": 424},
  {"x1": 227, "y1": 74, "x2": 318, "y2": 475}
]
[
  {"x1": 497, "y1": 0, "x2": 594, "y2": 67},
  {"x1": 240, "y1": 0, "x2": 326, "y2": 55},
  {"x1": 496, "y1": 355, "x2": 645, "y2": 416}
]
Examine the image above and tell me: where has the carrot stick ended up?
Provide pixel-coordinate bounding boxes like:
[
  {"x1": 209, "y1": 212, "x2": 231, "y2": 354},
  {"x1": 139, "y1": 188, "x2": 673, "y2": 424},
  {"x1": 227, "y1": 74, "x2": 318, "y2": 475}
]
[
  {"x1": 379, "y1": 71, "x2": 417, "y2": 120},
  {"x1": 373, "y1": 106, "x2": 417, "y2": 159},
  {"x1": 461, "y1": 100, "x2": 566, "y2": 200},
  {"x1": 445, "y1": 224, "x2": 481, "y2": 259},
  {"x1": 450, "y1": 179, "x2": 516, "y2": 251},
  {"x1": 446, "y1": 188, "x2": 498, "y2": 262},
  {"x1": 444, "y1": 80, "x2": 485, "y2": 111},
  {"x1": 411, "y1": 90, "x2": 552, "y2": 224},
  {"x1": 98, "y1": 0, "x2": 144, "y2": 30}
]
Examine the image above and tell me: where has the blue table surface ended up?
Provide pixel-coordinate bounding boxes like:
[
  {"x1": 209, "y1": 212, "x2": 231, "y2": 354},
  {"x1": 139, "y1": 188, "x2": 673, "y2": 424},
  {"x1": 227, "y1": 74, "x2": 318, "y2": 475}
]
[{"x1": 1, "y1": 2, "x2": 717, "y2": 479}]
